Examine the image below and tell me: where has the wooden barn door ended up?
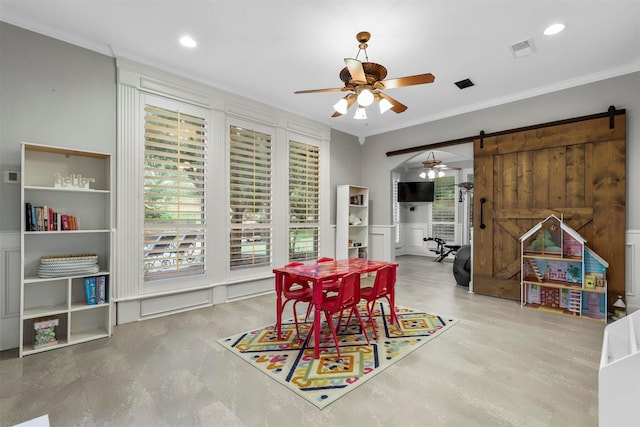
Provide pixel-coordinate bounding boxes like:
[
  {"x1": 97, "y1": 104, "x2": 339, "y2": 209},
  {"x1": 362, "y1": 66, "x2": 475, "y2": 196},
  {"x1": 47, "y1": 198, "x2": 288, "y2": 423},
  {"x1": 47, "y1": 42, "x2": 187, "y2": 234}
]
[{"x1": 472, "y1": 111, "x2": 626, "y2": 312}]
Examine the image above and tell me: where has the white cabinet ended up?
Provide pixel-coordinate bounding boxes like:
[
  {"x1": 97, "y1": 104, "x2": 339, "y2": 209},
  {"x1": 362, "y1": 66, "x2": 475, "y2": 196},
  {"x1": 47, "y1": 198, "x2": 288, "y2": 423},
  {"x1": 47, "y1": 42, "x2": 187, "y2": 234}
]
[
  {"x1": 336, "y1": 185, "x2": 368, "y2": 259},
  {"x1": 599, "y1": 310, "x2": 640, "y2": 426},
  {"x1": 20, "y1": 143, "x2": 113, "y2": 357}
]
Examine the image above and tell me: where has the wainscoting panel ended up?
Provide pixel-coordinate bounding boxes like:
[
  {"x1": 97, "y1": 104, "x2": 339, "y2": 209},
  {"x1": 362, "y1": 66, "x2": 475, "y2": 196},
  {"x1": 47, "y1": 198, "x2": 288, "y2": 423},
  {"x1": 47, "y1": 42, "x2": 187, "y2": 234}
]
[
  {"x1": 0, "y1": 232, "x2": 20, "y2": 351},
  {"x1": 397, "y1": 223, "x2": 431, "y2": 257},
  {"x1": 626, "y1": 230, "x2": 639, "y2": 313},
  {"x1": 369, "y1": 225, "x2": 395, "y2": 262}
]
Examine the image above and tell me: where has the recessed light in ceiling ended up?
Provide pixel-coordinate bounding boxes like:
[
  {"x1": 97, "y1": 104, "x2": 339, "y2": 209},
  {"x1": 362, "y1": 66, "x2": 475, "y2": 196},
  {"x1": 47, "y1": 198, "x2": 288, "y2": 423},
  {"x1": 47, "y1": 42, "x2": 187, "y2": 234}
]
[
  {"x1": 544, "y1": 23, "x2": 565, "y2": 36},
  {"x1": 179, "y1": 36, "x2": 197, "y2": 48},
  {"x1": 454, "y1": 78, "x2": 475, "y2": 90}
]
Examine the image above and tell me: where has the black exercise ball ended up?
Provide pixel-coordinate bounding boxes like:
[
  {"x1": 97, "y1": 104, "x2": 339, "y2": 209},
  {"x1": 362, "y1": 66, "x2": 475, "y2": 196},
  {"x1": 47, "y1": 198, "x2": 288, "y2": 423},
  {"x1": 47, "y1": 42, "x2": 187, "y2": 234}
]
[{"x1": 453, "y1": 245, "x2": 471, "y2": 287}]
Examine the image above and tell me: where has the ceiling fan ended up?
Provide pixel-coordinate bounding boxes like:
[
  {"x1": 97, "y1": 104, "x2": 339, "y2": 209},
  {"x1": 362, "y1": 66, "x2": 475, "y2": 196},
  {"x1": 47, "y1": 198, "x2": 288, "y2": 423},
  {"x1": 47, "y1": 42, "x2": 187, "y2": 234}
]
[
  {"x1": 416, "y1": 152, "x2": 460, "y2": 179},
  {"x1": 294, "y1": 31, "x2": 435, "y2": 119}
]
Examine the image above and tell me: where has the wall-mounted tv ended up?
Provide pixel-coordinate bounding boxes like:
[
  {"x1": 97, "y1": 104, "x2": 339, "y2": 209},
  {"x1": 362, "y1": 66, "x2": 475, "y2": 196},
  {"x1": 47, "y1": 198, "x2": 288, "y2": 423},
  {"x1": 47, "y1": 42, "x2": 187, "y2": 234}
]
[{"x1": 397, "y1": 181, "x2": 435, "y2": 203}]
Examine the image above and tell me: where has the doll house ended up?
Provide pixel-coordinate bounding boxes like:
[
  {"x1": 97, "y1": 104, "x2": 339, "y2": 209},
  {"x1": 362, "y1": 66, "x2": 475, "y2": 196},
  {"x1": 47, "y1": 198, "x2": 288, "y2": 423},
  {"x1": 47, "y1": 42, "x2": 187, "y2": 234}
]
[{"x1": 520, "y1": 215, "x2": 608, "y2": 321}]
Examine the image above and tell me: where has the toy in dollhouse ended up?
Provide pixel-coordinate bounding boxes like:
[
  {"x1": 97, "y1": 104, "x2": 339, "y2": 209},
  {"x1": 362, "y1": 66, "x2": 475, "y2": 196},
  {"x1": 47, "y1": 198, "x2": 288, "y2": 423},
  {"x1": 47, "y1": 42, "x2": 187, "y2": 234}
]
[
  {"x1": 546, "y1": 262, "x2": 567, "y2": 282},
  {"x1": 563, "y1": 238, "x2": 583, "y2": 258},
  {"x1": 527, "y1": 226, "x2": 562, "y2": 254}
]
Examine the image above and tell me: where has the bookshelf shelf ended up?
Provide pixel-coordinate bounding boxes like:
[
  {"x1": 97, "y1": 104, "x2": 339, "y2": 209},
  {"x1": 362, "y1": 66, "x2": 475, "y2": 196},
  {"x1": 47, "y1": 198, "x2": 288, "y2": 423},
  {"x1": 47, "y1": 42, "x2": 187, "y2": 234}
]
[
  {"x1": 336, "y1": 185, "x2": 369, "y2": 260},
  {"x1": 24, "y1": 185, "x2": 110, "y2": 194},
  {"x1": 20, "y1": 142, "x2": 113, "y2": 357}
]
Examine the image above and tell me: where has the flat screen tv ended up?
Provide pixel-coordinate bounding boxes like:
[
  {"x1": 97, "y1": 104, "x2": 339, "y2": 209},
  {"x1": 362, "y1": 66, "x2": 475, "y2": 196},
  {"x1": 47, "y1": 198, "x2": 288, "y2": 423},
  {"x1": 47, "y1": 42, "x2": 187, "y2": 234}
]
[{"x1": 397, "y1": 181, "x2": 435, "y2": 203}]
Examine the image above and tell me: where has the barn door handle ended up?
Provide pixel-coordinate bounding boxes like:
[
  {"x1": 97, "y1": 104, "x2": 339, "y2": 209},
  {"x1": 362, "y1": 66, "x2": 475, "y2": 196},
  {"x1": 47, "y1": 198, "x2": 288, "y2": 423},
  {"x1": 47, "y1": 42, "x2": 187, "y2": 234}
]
[{"x1": 480, "y1": 198, "x2": 487, "y2": 229}]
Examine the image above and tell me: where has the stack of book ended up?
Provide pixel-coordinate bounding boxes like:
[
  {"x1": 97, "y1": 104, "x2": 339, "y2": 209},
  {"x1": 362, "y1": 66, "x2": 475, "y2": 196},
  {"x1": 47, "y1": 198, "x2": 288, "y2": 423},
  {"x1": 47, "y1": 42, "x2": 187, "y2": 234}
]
[
  {"x1": 83, "y1": 276, "x2": 107, "y2": 305},
  {"x1": 25, "y1": 203, "x2": 79, "y2": 231}
]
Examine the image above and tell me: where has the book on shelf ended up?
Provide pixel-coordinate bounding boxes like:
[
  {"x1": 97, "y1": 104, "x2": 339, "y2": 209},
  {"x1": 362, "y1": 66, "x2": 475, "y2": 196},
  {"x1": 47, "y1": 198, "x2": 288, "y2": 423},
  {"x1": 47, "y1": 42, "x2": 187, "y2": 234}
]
[
  {"x1": 97, "y1": 276, "x2": 106, "y2": 304},
  {"x1": 84, "y1": 277, "x2": 98, "y2": 305},
  {"x1": 25, "y1": 202, "x2": 33, "y2": 231}
]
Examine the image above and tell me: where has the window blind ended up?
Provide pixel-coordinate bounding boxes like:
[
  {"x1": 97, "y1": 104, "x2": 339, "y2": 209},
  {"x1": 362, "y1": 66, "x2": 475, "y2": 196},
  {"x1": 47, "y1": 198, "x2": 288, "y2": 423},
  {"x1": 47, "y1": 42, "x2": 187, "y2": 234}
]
[
  {"x1": 288, "y1": 140, "x2": 319, "y2": 261},
  {"x1": 392, "y1": 172, "x2": 401, "y2": 244},
  {"x1": 431, "y1": 175, "x2": 456, "y2": 242},
  {"x1": 229, "y1": 125, "x2": 272, "y2": 269},
  {"x1": 143, "y1": 105, "x2": 207, "y2": 281}
]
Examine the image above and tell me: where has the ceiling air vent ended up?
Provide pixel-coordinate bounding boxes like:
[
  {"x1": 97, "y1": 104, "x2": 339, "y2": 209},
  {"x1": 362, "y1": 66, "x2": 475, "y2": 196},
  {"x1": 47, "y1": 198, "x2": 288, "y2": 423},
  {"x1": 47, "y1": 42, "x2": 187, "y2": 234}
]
[
  {"x1": 455, "y1": 78, "x2": 474, "y2": 90},
  {"x1": 511, "y1": 39, "x2": 535, "y2": 58}
]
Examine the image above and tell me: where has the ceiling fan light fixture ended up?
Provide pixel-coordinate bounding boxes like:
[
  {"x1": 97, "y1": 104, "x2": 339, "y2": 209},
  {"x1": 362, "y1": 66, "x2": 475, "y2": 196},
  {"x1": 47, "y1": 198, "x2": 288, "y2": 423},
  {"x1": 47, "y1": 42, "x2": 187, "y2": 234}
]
[
  {"x1": 379, "y1": 98, "x2": 393, "y2": 114},
  {"x1": 333, "y1": 98, "x2": 349, "y2": 115},
  {"x1": 428, "y1": 170, "x2": 436, "y2": 179},
  {"x1": 354, "y1": 106, "x2": 367, "y2": 120},
  {"x1": 357, "y1": 88, "x2": 374, "y2": 106},
  {"x1": 419, "y1": 171, "x2": 427, "y2": 179},
  {"x1": 438, "y1": 170, "x2": 446, "y2": 178}
]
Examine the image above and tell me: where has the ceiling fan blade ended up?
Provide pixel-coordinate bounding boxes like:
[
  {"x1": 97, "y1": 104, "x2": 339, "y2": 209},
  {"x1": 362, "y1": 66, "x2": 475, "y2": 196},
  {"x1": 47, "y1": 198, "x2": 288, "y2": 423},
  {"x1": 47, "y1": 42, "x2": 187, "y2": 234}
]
[
  {"x1": 344, "y1": 58, "x2": 367, "y2": 84},
  {"x1": 378, "y1": 92, "x2": 408, "y2": 113},
  {"x1": 331, "y1": 94, "x2": 356, "y2": 117},
  {"x1": 294, "y1": 87, "x2": 346, "y2": 94},
  {"x1": 379, "y1": 73, "x2": 435, "y2": 89}
]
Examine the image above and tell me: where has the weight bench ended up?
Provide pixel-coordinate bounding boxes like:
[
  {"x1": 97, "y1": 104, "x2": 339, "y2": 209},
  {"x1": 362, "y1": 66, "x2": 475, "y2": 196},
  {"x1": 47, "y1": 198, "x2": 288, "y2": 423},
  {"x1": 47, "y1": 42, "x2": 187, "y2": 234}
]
[{"x1": 423, "y1": 237, "x2": 461, "y2": 262}]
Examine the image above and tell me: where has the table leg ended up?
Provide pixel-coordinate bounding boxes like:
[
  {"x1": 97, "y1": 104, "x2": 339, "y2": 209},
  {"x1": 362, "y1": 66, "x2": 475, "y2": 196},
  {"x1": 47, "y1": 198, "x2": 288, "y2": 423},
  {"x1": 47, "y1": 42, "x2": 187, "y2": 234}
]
[
  {"x1": 390, "y1": 266, "x2": 399, "y2": 326},
  {"x1": 312, "y1": 279, "x2": 322, "y2": 359},
  {"x1": 275, "y1": 272, "x2": 283, "y2": 339}
]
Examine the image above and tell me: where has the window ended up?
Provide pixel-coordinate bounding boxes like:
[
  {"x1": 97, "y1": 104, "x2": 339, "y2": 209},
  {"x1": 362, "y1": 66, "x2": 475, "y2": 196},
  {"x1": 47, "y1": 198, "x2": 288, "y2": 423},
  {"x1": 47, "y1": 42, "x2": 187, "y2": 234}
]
[
  {"x1": 392, "y1": 172, "x2": 401, "y2": 244},
  {"x1": 143, "y1": 105, "x2": 207, "y2": 281},
  {"x1": 229, "y1": 125, "x2": 272, "y2": 269},
  {"x1": 431, "y1": 175, "x2": 456, "y2": 242},
  {"x1": 288, "y1": 140, "x2": 319, "y2": 261}
]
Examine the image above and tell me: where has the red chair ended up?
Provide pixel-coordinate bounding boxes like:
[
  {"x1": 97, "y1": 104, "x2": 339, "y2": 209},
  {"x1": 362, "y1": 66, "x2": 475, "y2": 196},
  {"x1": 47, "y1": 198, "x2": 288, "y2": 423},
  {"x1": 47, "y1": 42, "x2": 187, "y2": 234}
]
[
  {"x1": 306, "y1": 271, "x2": 370, "y2": 359},
  {"x1": 358, "y1": 265, "x2": 399, "y2": 340},
  {"x1": 317, "y1": 257, "x2": 341, "y2": 293},
  {"x1": 280, "y1": 262, "x2": 313, "y2": 339}
]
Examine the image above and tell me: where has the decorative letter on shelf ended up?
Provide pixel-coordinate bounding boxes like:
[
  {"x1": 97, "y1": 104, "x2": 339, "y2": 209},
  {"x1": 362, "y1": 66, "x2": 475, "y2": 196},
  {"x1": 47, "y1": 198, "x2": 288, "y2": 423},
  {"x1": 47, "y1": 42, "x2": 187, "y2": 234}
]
[{"x1": 54, "y1": 173, "x2": 96, "y2": 190}]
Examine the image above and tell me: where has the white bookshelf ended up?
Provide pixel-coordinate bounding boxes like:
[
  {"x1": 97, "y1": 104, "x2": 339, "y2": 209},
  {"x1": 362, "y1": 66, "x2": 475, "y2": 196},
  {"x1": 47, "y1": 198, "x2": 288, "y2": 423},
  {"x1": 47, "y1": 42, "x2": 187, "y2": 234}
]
[
  {"x1": 336, "y1": 185, "x2": 369, "y2": 259},
  {"x1": 19, "y1": 142, "x2": 113, "y2": 357}
]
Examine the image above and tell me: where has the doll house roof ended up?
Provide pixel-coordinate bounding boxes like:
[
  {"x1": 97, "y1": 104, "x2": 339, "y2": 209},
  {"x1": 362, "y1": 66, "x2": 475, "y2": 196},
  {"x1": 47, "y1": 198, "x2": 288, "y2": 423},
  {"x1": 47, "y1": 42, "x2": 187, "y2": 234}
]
[
  {"x1": 585, "y1": 246, "x2": 609, "y2": 268},
  {"x1": 519, "y1": 214, "x2": 586, "y2": 244}
]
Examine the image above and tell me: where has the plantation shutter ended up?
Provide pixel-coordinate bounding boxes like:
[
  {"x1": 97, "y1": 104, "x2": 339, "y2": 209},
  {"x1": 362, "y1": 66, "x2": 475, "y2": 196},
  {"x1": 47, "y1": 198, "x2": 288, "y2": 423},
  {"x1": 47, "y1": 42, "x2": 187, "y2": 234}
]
[
  {"x1": 431, "y1": 175, "x2": 456, "y2": 242},
  {"x1": 143, "y1": 105, "x2": 207, "y2": 281},
  {"x1": 229, "y1": 125, "x2": 272, "y2": 269},
  {"x1": 392, "y1": 172, "x2": 401, "y2": 244},
  {"x1": 288, "y1": 140, "x2": 320, "y2": 261}
]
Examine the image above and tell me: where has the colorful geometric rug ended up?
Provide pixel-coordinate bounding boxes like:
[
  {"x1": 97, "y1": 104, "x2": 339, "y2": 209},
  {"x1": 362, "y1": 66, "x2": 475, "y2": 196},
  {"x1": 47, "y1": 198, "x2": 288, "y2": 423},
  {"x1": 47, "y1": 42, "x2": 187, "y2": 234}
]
[{"x1": 217, "y1": 302, "x2": 459, "y2": 409}]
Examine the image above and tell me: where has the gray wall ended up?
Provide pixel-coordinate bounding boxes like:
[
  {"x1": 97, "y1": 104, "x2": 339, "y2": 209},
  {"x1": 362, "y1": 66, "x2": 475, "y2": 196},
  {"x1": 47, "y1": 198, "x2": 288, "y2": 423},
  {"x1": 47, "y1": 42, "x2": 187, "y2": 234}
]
[
  {"x1": 0, "y1": 22, "x2": 116, "y2": 231},
  {"x1": 360, "y1": 72, "x2": 640, "y2": 229},
  {"x1": 328, "y1": 129, "x2": 361, "y2": 224}
]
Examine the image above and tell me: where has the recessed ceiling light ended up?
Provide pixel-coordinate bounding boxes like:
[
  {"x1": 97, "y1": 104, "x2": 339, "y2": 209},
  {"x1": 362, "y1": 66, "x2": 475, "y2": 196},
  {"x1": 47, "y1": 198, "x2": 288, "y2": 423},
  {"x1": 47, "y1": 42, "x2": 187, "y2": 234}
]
[
  {"x1": 544, "y1": 23, "x2": 565, "y2": 36},
  {"x1": 179, "y1": 36, "x2": 197, "y2": 48}
]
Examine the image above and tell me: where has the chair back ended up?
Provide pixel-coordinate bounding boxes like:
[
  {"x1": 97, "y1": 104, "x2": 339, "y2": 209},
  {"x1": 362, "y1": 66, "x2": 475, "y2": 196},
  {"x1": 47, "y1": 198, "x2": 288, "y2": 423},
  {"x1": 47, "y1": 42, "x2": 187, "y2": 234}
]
[
  {"x1": 284, "y1": 262, "x2": 308, "y2": 294},
  {"x1": 372, "y1": 265, "x2": 394, "y2": 299},
  {"x1": 330, "y1": 271, "x2": 360, "y2": 311}
]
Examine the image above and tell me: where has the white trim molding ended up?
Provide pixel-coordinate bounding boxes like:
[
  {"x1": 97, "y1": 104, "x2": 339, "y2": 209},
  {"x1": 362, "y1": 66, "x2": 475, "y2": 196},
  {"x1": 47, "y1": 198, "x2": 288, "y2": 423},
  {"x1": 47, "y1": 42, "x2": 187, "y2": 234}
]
[
  {"x1": 626, "y1": 230, "x2": 640, "y2": 313},
  {"x1": 0, "y1": 232, "x2": 20, "y2": 350}
]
